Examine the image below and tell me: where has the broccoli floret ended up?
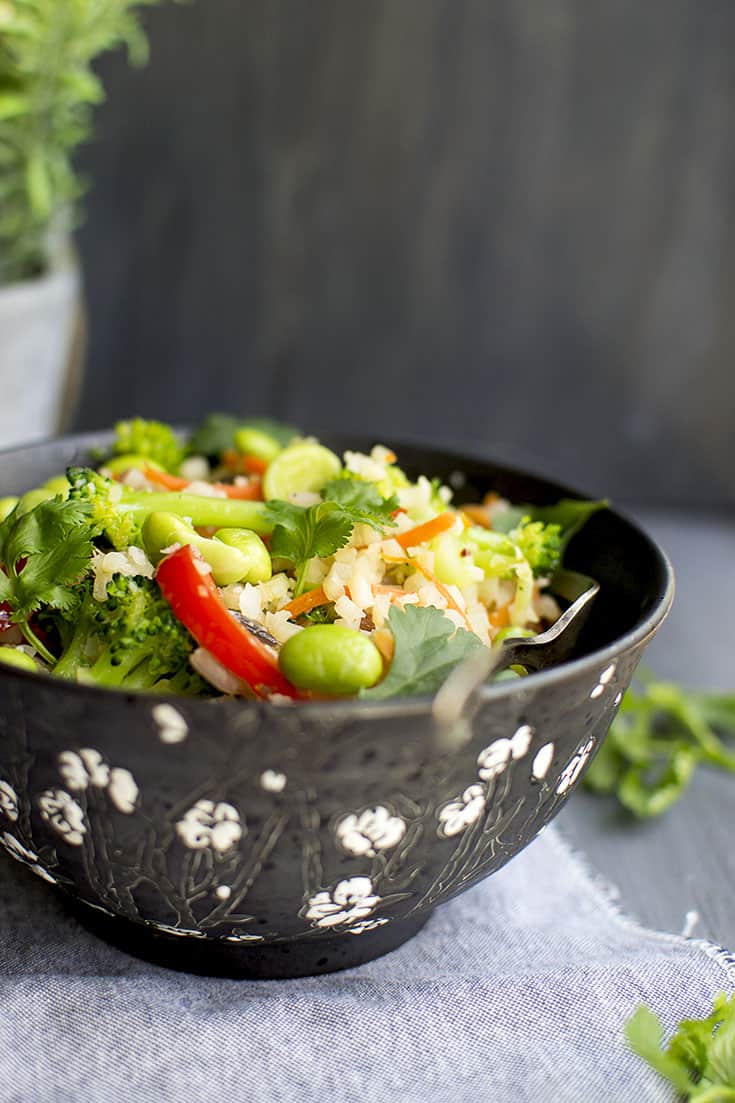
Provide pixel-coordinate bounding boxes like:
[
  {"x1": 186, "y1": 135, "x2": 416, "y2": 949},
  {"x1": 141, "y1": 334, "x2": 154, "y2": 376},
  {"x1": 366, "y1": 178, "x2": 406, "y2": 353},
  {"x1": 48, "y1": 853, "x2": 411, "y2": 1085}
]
[
  {"x1": 509, "y1": 518, "x2": 562, "y2": 576},
  {"x1": 53, "y1": 575, "x2": 208, "y2": 695},
  {"x1": 66, "y1": 466, "x2": 271, "y2": 549},
  {"x1": 112, "y1": 418, "x2": 185, "y2": 473}
]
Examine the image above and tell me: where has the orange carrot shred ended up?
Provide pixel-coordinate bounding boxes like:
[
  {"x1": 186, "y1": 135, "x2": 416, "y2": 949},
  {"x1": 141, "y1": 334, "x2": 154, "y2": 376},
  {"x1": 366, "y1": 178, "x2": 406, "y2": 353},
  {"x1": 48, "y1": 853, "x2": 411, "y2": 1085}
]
[
  {"x1": 489, "y1": 605, "x2": 511, "y2": 628},
  {"x1": 283, "y1": 586, "x2": 329, "y2": 619},
  {"x1": 395, "y1": 512, "x2": 456, "y2": 550}
]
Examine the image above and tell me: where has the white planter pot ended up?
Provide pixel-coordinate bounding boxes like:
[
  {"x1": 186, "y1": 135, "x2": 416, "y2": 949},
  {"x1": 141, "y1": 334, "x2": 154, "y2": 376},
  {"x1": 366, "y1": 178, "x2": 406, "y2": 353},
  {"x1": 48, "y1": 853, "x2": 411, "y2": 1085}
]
[{"x1": 0, "y1": 238, "x2": 85, "y2": 449}]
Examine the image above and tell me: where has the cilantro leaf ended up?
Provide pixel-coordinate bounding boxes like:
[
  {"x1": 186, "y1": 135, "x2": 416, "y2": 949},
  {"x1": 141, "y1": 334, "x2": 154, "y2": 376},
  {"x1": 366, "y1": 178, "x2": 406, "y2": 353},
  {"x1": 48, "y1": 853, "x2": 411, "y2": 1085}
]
[
  {"x1": 267, "y1": 500, "x2": 354, "y2": 595},
  {"x1": 321, "y1": 477, "x2": 398, "y2": 532},
  {"x1": 362, "y1": 604, "x2": 483, "y2": 700},
  {"x1": 626, "y1": 993, "x2": 735, "y2": 1098},
  {"x1": 0, "y1": 498, "x2": 95, "y2": 618}
]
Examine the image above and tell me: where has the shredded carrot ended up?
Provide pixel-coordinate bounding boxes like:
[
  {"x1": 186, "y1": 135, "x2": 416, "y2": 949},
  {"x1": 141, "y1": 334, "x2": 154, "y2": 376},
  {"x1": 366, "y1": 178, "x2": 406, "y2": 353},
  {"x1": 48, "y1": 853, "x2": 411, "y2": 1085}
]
[
  {"x1": 373, "y1": 584, "x2": 405, "y2": 596},
  {"x1": 395, "y1": 511, "x2": 456, "y2": 550},
  {"x1": 243, "y1": 455, "x2": 268, "y2": 476},
  {"x1": 412, "y1": 561, "x2": 473, "y2": 630},
  {"x1": 141, "y1": 467, "x2": 189, "y2": 491},
  {"x1": 141, "y1": 466, "x2": 262, "y2": 501},
  {"x1": 283, "y1": 586, "x2": 329, "y2": 619},
  {"x1": 489, "y1": 605, "x2": 511, "y2": 629},
  {"x1": 461, "y1": 504, "x2": 492, "y2": 529}
]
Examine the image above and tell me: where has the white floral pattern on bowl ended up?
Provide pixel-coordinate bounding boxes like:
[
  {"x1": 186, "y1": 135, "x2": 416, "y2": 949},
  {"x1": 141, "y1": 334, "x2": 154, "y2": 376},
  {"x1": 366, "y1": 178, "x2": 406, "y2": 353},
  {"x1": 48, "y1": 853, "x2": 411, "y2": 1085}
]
[
  {"x1": 176, "y1": 800, "x2": 243, "y2": 853},
  {"x1": 335, "y1": 806, "x2": 406, "y2": 858},
  {"x1": 437, "y1": 784, "x2": 486, "y2": 838},
  {"x1": 57, "y1": 749, "x2": 138, "y2": 814},
  {"x1": 37, "y1": 789, "x2": 86, "y2": 846},
  {"x1": 556, "y1": 738, "x2": 596, "y2": 795},
  {"x1": 304, "y1": 876, "x2": 381, "y2": 928},
  {"x1": 0, "y1": 779, "x2": 19, "y2": 823},
  {"x1": 0, "y1": 832, "x2": 56, "y2": 883},
  {"x1": 477, "y1": 725, "x2": 534, "y2": 782}
]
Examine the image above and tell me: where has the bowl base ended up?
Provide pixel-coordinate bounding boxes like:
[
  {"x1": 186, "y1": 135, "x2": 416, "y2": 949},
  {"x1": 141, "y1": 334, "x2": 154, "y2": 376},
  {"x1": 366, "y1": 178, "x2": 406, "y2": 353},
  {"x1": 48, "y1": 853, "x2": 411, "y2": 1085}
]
[{"x1": 65, "y1": 899, "x2": 433, "y2": 979}]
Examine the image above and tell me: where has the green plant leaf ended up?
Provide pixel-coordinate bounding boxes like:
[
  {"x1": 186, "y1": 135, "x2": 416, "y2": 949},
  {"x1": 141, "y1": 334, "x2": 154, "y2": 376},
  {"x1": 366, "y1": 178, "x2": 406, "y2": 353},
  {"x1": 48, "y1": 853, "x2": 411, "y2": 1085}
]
[{"x1": 362, "y1": 604, "x2": 483, "y2": 700}]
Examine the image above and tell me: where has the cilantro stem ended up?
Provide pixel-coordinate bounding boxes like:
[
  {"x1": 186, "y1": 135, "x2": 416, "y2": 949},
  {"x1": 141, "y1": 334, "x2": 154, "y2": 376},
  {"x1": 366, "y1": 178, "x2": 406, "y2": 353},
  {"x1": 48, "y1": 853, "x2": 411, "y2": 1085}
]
[
  {"x1": 293, "y1": 560, "x2": 309, "y2": 599},
  {"x1": 19, "y1": 621, "x2": 57, "y2": 666}
]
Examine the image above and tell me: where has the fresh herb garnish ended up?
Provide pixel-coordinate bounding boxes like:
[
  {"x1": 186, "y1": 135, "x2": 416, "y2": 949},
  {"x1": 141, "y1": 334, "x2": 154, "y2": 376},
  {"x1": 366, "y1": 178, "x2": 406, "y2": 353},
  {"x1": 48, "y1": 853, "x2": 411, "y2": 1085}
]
[
  {"x1": 0, "y1": 498, "x2": 95, "y2": 663},
  {"x1": 267, "y1": 481, "x2": 397, "y2": 597},
  {"x1": 267, "y1": 500, "x2": 355, "y2": 596},
  {"x1": 321, "y1": 476, "x2": 399, "y2": 531},
  {"x1": 625, "y1": 993, "x2": 735, "y2": 1099},
  {"x1": 584, "y1": 675, "x2": 735, "y2": 817},
  {"x1": 362, "y1": 604, "x2": 483, "y2": 700}
]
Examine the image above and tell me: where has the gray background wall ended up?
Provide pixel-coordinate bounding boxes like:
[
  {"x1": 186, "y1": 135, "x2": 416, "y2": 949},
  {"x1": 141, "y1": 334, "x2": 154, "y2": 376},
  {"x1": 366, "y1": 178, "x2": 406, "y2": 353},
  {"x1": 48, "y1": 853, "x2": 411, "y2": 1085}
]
[{"x1": 73, "y1": 0, "x2": 735, "y2": 508}]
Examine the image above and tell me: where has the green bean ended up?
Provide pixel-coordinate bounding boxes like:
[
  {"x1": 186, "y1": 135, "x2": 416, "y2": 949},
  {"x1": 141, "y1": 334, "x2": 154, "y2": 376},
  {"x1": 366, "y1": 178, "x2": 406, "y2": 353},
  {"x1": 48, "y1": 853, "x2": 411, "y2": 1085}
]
[{"x1": 279, "y1": 625, "x2": 383, "y2": 696}]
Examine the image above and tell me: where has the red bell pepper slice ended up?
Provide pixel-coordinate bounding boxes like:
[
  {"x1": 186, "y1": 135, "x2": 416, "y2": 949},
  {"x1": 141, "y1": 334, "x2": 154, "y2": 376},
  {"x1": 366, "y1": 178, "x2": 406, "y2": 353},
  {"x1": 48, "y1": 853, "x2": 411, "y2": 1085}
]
[{"x1": 155, "y1": 544, "x2": 300, "y2": 699}]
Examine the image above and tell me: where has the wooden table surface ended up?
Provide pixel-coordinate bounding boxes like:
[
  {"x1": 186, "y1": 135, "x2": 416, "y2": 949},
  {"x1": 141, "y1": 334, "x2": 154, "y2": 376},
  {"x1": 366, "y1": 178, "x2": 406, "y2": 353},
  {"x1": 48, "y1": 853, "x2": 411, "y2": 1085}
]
[{"x1": 561, "y1": 508, "x2": 735, "y2": 950}]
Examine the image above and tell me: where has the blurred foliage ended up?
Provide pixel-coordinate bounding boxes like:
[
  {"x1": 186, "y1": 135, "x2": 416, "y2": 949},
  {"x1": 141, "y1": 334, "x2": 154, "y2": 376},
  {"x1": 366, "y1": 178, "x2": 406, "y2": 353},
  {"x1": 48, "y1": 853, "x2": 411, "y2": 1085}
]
[{"x1": 0, "y1": 0, "x2": 172, "y2": 285}]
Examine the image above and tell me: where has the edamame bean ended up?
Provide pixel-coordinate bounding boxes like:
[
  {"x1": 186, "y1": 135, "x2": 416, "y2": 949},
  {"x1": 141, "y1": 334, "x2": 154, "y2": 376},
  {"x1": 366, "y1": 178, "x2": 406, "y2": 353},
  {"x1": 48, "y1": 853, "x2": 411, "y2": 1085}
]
[
  {"x1": 213, "y1": 528, "x2": 271, "y2": 583},
  {"x1": 494, "y1": 626, "x2": 535, "y2": 645},
  {"x1": 233, "y1": 427, "x2": 282, "y2": 463},
  {"x1": 263, "y1": 442, "x2": 341, "y2": 500},
  {"x1": 142, "y1": 512, "x2": 271, "y2": 586},
  {"x1": 43, "y1": 474, "x2": 70, "y2": 496},
  {"x1": 279, "y1": 625, "x2": 383, "y2": 696},
  {"x1": 16, "y1": 488, "x2": 54, "y2": 515},
  {"x1": 102, "y1": 454, "x2": 165, "y2": 475},
  {"x1": 0, "y1": 497, "x2": 18, "y2": 522},
  {"x1": 0, "y1": 647, "x2": 37, "y2": 673}
]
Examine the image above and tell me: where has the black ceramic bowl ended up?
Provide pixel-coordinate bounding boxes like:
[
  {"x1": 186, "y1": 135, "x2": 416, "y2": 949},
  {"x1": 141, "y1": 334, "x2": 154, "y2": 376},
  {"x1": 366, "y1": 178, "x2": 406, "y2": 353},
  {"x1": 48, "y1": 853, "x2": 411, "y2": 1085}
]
[{"x1": 0, "y1": 433, "x2": 673, "y2": 978}]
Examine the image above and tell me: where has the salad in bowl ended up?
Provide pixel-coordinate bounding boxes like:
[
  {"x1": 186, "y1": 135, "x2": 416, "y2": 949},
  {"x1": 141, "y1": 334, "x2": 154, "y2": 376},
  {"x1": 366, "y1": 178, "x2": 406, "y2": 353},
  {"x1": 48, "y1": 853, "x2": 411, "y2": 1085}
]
[{"x1": 0, "y1": 415, "x2": 601, "y2": 703}]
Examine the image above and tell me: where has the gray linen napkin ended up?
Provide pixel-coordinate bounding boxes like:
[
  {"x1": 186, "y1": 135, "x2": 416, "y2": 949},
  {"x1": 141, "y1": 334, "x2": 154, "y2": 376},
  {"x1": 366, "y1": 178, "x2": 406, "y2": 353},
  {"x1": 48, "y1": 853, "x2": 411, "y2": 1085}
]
[{"x1": 0, "y1": 823, "x2": 732, "y2": 1103}]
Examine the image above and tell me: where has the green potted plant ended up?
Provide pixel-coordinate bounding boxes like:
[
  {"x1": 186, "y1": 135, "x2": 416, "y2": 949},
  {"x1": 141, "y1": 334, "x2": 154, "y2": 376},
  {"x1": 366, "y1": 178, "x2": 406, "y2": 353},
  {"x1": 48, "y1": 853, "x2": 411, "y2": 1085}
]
[{"x1": 0, "y1": 1, "x2": 170, "y2": 446}]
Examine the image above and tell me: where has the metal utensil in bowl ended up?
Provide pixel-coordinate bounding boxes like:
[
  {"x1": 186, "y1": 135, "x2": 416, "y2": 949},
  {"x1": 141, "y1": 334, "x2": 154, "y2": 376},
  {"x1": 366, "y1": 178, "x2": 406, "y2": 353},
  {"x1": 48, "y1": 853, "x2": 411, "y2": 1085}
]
[{"x1": 433, "y1": 569, "x2": 600, "y2": 748}]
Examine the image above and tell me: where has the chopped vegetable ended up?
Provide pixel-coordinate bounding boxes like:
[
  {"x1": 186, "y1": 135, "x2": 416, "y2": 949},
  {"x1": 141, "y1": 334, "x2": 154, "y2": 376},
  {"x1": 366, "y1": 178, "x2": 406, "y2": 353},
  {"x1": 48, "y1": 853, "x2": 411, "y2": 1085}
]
[
  {"x1": 395, "y1": 511, "x2": 456, "y2": 550},
  {"x1": 625, "y1": 993, "x2": 735, "y2": 1100},
  {"x1": 321, "y1": 477, "x2": 399, "y2": 532},
  {"x1": 584, "y1": 675, "x2": 735, "y2": 817},
  {"x1": 188, "y1": 414, "x2": 298, "y2": 458},
  {"x1": 112, "y1": 418, "x2": 185, "y2": 473},
  {"x1": 283, "y1": 586, "x2": 329, "y2": 619},
  {"x1": 141, "y1": 466, "x2": 262, "y2": 500},
  {"x1": 155, "y1": 544, "x2": 299, "y2": 698}
]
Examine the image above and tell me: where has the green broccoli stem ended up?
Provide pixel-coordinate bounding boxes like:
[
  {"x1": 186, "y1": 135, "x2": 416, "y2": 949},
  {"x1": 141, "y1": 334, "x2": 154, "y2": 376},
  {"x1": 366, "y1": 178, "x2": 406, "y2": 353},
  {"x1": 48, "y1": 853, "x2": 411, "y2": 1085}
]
[
  {"x1": 89, "y1": 645, "x2": 155, "y2": 689},
  {"x1": 117, "y1": 490, "x2": 273, "y2": 536},
  {"x1": 53, "y1": 601, "x2": 102, "y2": 679}
]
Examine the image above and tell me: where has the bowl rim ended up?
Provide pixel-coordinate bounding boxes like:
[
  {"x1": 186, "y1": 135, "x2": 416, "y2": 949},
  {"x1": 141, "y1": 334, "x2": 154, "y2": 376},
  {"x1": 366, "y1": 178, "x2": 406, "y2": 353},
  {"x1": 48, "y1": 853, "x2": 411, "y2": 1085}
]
[{"x1": 0, "y1": 429, "x2": 675, "y2": 718}]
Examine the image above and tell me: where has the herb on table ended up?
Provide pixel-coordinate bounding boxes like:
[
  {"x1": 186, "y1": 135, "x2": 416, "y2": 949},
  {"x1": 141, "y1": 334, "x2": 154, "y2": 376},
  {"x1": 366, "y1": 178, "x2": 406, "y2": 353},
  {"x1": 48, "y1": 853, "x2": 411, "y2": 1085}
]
[
  {"x1": 0, "y1": 498, "x2": 95, "y2": 663},
  {"x1": 625, "y1": 993, "x2": 735, "y2": 1099},
  {"x1": 362, "y1": 604, "x2": 483, "y2": 700},
  {"x1": 584, "y1": 675, "x2": 735, "y2": 817}
]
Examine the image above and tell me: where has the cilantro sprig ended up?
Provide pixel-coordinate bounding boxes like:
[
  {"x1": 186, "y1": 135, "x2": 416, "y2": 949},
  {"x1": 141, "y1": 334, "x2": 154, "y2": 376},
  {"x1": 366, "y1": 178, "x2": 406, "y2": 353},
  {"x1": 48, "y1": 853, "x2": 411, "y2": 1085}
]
[
  {"x1": 362, "y1": 604, "x2": 483, "y2": 700},
  {"x1": 626, "y1": 993, "x2": 735, "y2": 1099},
  {"x1": 321, "y1": 477, "x2": 399, "y2": 531},
  {"x1": 0, "y1": 498, "x2": 95, "y2": 663},
  {"x1": 266, "y1": 478, "x2": 398, "y2": 597},
  {"x1": 584, "y1": 674, "x2": 735, "y2": 817}
]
